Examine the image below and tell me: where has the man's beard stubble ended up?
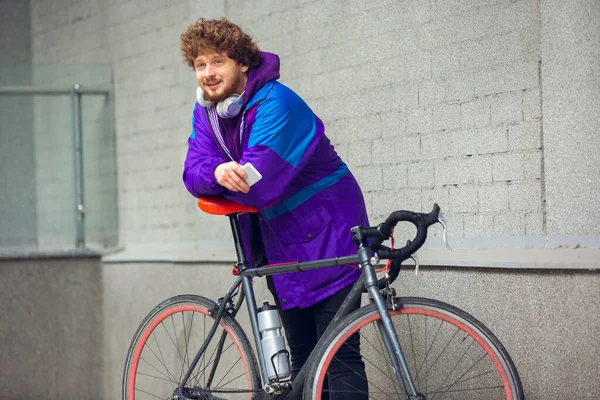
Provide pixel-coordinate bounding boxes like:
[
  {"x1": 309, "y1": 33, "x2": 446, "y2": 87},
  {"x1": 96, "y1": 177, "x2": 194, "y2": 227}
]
[{"x1": 203, "y1": 70, "x2": 244, "y2": 103}]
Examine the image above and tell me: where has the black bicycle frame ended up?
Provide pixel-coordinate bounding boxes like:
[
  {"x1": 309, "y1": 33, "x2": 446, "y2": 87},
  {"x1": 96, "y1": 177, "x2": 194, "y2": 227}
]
[{"x1": 176, "y1": 213, "x2": 419, "y2": 399}]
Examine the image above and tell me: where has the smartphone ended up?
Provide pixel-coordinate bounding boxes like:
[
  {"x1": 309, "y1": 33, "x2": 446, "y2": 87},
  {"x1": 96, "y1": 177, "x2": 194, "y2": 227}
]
[{"x1": 241, "y1": 162, "x2": 263, "y2": 187}]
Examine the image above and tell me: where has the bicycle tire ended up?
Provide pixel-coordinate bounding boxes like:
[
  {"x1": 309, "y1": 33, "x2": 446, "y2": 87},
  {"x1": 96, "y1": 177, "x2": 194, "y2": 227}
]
[
  {"x1": 122, "y1": 294, "x2": 261, "y2": 400},
  {"x1": 303, "y1": 297, "x2": 524, "y2": 400}
]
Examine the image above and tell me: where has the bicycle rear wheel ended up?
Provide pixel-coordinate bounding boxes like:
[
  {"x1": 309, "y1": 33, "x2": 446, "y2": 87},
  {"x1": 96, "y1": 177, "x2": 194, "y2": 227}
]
[
  {"x1": 122, "y1": 294, "x2": 261, "y2": 400},
  {"x1": 304, "y1": 297, "x2": 523, "y2": 400}
]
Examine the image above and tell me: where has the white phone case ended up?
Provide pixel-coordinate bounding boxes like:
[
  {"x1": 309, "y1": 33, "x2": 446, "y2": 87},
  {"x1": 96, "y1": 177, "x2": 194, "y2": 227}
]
[{"x1": 241, "y1": 163, "x2": 262, "y2": 187}]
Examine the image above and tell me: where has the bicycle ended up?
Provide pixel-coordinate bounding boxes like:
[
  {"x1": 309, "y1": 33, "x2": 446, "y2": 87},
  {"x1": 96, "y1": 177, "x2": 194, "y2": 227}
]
[{"x1": 122, "y1": 196, "x2": 524, "y2": 400}]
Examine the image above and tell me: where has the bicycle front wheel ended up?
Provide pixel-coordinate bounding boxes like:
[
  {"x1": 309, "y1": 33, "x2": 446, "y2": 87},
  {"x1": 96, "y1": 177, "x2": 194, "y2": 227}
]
[
  {"x1": 122, "y1": 294, "x2": 261, "y2": 400},
  {"x1": 304, "y1": 297, "x2": 523, "y2": 400}
]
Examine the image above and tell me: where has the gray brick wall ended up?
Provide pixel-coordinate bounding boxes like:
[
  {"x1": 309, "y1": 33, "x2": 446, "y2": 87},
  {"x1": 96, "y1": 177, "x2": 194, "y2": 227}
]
[
  {"x1": 249, "y1": 0, "x2": 546, "y2": 242},
  {"x1": 25, "y1": 0, "x2": 599, "y2": 248},
  {"x1": 9, "y1": 4, "x2": 600, "y2": 399}
]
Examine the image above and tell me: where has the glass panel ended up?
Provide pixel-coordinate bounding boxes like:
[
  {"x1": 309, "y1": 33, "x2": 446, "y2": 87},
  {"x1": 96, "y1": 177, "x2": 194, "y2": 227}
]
[
  {"x1": 0, "y1": 65, "x2": 36, "y2": 251},
  {"x1": 0, "y1": 64, "x2": 117, "y2": 254}
]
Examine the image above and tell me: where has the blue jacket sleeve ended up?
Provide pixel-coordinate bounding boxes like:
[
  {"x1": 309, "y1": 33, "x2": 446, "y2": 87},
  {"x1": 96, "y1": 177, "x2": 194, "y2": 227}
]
[
  {"x1": 224, "y1": 84, "x2": 322, "y2": 207},
  {"x1": 182, "y1": 104, "x2": 227, "y2": 198}
]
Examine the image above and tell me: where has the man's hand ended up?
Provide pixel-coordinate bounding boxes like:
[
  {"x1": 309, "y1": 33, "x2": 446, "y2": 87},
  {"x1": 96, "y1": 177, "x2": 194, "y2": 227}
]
[{"x1": 214, "y1": 161, "x2": 250, "y2": 193}]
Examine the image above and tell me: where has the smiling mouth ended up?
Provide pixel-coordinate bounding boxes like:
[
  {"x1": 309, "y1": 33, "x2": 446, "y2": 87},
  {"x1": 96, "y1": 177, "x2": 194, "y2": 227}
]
[{"x1": 205, "y1": 81, "x2": 222, "y2": 90}]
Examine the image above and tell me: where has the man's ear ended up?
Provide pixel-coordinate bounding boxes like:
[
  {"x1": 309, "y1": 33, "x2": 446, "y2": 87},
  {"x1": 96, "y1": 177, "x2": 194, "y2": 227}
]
[{"x1": 241, "y1": 64, "x2": 249, "y2": 73}]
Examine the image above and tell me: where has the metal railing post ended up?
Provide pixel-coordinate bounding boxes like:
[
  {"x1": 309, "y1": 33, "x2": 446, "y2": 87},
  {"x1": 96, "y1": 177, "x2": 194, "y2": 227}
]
[{"x1": 71, "y1": 84, "x2": 86, "y2": 248}]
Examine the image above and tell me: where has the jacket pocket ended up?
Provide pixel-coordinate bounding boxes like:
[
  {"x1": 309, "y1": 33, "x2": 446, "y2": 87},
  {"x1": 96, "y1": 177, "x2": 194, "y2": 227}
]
[{"x1": 272, "y1": 205, "x2": 333, "y2": 245}]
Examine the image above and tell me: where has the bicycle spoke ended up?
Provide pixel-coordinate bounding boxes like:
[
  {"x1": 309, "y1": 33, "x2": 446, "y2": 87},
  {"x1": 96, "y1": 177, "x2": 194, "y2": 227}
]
[
  {"x1": 429, "y1": 338, "x2": 478, "y2": 399},
  {"x1": 433, "y1": 368, "x2": 500, "y2": 394},
  {"x1": 431, "y1": 351, "x2": 490, "y2": 399},
  {"x1": 188, "y1": 346, "x2": 218, "y2": 387},
  {"x1": 188, "y1": 313, "x2": 208, "y2": 389},
  {"x1": 149, "y1": 331, "x2": 179, "y2": 388},
  {"x1": 136, "y1": 370, "x2": 178, "y2": 384},
  {"x1": 202, "y1": 310, "x2": 206, "y2": 388},
  {"x1": 189, "y1": 332, "x2": 226, "y2": 386},
  {"x1": 188, "y1": 340, "x2": 238, "y2": 388},
  {"x1": 140, "y1": 346, "x2": 177, "y2": 383},
  {"x1": 181, "y1": 311, "x2": 192, "y2": 375},
  {"x1": 139, "y1": 356, "x2": 178, "y2": 385},
  {"x1": 407, "y1": 314, "x2": 420, "y2": 389},
  {"x1": 358, "y1": 331, "x2": 404, "y2": 391},
  {"x1": 416, "y1": 317, "x2": 444, "y2": 380},
  {"x1": 375, "y1": 323, "x2": 402, "y2": 398},
  {"x1": 160, "y1": 321, "x2": 185, "y2": 363},
  {"x1": 214, "y1": 369, "x2": 248, "y2": 390},
  {"x1": 419, "y1": 321, "x2": 462, "y2": 393},
  {"x1": 169, "y1": 314, "x2": 187, "y2": 384},
  {"x1": 159, "y1": 319, "x2": 187, "y2": 383},
  {"x1": 212, "y1": 353, "x2": 242, "y2": 387},
  {"x1": 427, "y1": 383, "x2": 505, "y2": 395},
  {"x1": 185, "y1": 310, "x2": 200, "y2": 388},
  {"x1": 329, "y1": 350, "x2": 388, "y2": 395}
]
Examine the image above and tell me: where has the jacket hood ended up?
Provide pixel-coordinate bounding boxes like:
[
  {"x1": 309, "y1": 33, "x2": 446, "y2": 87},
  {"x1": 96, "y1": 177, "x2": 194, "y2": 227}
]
[
  {"x1": 243, "y1": 51, "x2": 281, "y2": 106},
  {"x1": 217, "y1": 51, "x2": 281, "y2": 161}
]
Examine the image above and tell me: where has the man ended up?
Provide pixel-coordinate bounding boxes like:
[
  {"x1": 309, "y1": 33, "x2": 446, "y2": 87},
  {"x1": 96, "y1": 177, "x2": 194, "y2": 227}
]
[{"x1": 180, "y1": 18, "x2": 368, "y2": 398}]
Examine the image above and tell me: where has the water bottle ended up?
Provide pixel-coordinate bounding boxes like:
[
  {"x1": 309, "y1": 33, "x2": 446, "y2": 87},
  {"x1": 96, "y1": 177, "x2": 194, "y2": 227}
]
[{"x1": 257, "y1": 301, "x2": 290, "y2": 381}]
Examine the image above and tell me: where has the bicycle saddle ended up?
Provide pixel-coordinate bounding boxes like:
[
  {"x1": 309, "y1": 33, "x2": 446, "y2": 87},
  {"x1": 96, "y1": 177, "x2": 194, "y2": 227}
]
[{"x1": 197, "y1": 196, "x2": 258, "y2": 215}]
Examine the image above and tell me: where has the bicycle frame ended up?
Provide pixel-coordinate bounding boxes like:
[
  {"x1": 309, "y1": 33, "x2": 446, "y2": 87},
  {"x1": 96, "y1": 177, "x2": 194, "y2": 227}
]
[{"x1": 175, "y1": 213, "x2": 420, "y2": 399}]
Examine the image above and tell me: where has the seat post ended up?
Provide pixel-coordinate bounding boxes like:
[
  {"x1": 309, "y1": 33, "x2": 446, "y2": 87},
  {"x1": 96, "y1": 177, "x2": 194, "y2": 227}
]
[{"x1": 228, "y1": 214, "x2": 248, "y2": 265}]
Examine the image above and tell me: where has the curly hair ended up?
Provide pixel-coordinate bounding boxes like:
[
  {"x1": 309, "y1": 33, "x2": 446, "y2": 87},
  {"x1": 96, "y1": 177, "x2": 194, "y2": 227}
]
[{"x1": 180, "y1": 18, "x2": 261, "y2": 69}]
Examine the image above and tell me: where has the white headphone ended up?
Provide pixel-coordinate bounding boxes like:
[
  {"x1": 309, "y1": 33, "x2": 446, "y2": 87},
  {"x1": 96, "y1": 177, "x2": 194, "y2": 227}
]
[{"x1": 196, "y1": 86, "x2": 245, "y2": 119}]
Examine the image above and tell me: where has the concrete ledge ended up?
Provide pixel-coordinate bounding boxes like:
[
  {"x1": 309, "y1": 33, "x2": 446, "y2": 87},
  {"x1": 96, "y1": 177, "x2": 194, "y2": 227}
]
[
  {"x1": 0, "y1": 247, "x2": 104, "y2": 260},
  {"x1": 101, "y1": 241, "x2": 237, "y2": 264},
  {"x1": 417, "y1": 247, "x2": 600, "y2": 269},
  {"x1": 417, "y1": 235, "x2": 600, "y2": 269},
  {"x1": 100, "y1": 236, "x2": 600, "y2": 269}
]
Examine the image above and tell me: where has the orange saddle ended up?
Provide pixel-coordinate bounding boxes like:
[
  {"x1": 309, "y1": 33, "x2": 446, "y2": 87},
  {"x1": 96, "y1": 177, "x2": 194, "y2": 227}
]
[{"x1": 197, "y1": 196, "x2": 258, "y2": 215}]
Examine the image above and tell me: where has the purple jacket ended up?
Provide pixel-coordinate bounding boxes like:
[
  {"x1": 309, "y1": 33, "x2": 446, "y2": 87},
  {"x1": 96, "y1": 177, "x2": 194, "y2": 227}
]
[{"x1": 183, "y1": 52, "x2": 368, "y2": 309}]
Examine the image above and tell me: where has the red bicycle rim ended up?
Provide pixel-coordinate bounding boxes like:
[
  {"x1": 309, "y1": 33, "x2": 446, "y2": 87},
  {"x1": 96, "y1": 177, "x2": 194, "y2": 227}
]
[
  {"x1": 127, "y1": 304, "x2": 253, "y2": 400},
  {"x1": 314, "y1": 307, "x2": 513, "y2": 400}
]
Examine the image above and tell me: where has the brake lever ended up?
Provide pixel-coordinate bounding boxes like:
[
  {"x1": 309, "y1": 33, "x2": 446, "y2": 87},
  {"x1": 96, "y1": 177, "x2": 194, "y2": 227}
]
[
  {"x1": 406, "y1": 240, "x2": 423, "y2": 286},
  {"x1": 437, "y1": 211, "x2": 452, "y2": 251}
]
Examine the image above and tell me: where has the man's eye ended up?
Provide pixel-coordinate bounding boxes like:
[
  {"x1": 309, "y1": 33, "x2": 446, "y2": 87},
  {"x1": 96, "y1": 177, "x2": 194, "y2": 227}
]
[{"x1": 215, "y1": 60, "x2": 223, "y2": 64}]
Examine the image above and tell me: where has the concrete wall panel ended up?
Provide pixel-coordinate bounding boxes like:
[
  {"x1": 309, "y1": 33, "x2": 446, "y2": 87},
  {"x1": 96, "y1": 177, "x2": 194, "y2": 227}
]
[
  {"x1": 0, "y1": 258, "x2": 104, "y2": 399},
  {"x1": 2, "y1": 260, "x2": 599, "y2": 398},
  {"x1": 540, "y1": 0, "x2": 600, "y2": 236}
]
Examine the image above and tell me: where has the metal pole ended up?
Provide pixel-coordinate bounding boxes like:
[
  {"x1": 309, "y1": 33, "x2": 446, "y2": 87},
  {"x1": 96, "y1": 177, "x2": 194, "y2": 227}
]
[
  {"x1": 71, "y1": 86, "x2": 80, "y2": 248},
  {"x1": 72, "y1": 84, "x2": 86, "y2": 248}
]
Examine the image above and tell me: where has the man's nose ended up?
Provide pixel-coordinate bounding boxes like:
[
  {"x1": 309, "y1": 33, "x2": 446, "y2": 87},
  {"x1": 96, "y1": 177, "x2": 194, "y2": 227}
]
[{"x1": 204, "y1": 64, "x2": 215, "y2": 78}]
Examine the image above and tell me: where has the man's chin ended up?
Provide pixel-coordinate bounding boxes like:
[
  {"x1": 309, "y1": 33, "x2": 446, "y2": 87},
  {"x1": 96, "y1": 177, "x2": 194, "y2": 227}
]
[{"x1": 204, "y1": 92, "x2": 227, "y2": 103}]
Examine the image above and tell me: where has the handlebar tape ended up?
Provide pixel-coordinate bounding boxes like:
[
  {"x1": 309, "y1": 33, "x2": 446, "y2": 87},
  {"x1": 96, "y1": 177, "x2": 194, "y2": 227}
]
[{"x1": 377, "y1": 204, "x2": 440, "y2": 260}]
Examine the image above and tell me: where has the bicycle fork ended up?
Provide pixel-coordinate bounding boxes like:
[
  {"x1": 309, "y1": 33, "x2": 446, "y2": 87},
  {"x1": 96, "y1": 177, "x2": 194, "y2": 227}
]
[{"x1": 358, "y1": 246, "x2": 421, "y2": 399}]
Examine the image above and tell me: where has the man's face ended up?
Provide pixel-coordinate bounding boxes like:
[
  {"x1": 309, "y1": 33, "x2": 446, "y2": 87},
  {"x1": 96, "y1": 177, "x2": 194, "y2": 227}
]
[{"x1": 194, "y1": 52, "x2": 248, "y2": 103}]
